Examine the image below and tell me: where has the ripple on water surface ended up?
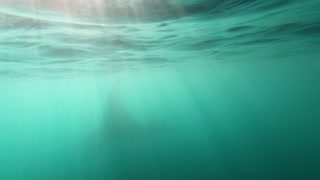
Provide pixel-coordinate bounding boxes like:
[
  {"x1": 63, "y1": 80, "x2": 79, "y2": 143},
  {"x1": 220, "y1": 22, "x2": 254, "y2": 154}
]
[{"x1": 0, "y1": 0, "x2": 320, "y2": 76}]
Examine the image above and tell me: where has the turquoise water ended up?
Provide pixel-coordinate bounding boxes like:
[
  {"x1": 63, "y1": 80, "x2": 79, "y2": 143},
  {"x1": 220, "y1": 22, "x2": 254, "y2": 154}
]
[{"x1": 1, "y1": 0, "x2": 320, "y2": 179}]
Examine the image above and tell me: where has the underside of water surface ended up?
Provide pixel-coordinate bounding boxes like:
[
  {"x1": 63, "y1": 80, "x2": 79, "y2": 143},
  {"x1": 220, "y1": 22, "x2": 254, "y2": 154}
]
[{"x1": 1, "y1": 0, "x2": 320, "y2": 180}]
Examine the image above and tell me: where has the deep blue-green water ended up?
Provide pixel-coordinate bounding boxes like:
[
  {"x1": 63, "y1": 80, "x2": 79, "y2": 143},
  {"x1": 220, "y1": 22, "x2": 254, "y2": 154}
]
[{"x1": 1, "y1": 0, "x2": 320, "y2": 179}]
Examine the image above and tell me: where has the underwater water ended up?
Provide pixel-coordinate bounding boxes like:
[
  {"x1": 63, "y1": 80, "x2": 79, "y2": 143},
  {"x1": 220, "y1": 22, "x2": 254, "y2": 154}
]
[{"x1": 1, "y1": 0, "x2": 320, "y2": 179}]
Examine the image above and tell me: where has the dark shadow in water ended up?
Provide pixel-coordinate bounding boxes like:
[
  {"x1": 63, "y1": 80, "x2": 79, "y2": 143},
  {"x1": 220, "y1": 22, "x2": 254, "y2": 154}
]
[{"x1": 101, "y1": 81, "x2": 167, "y2": 140}]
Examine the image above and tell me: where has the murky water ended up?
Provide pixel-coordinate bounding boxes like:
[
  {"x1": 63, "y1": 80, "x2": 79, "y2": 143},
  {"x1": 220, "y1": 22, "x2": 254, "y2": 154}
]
[{"x1": 1, "y1": 0, "x2": 320, "y2": 179}]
